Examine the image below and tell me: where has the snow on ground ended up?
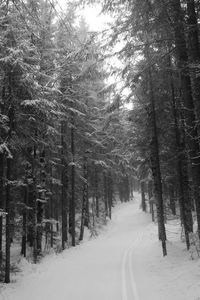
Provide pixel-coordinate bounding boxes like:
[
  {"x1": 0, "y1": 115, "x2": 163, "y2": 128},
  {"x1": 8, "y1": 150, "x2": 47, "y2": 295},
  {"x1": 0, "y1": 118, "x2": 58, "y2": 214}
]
[{"x1": 1, "y1": 193, "x2": 200, "y2": 300}]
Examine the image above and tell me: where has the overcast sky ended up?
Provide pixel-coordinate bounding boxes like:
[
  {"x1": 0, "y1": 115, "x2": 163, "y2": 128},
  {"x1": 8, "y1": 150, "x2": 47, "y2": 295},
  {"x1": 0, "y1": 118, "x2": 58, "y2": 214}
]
[{"x1": 57, "y1": 1, "x2": 112, "y2": 31}]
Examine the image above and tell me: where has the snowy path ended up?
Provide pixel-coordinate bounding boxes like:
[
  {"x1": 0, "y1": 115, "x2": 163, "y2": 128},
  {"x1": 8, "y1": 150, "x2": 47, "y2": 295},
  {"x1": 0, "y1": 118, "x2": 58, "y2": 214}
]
[{"x1": 1, "y1": 193, "x2": 200, "y2": 300}]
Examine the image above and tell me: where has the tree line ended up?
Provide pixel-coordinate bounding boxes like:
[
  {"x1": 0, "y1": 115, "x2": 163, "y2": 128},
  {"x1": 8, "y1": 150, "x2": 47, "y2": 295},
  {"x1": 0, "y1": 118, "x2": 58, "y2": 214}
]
[
  {"x1": 2, "y1": 0, "x2": 199, "y2": 285},
  {"x1": 97, "y1": 0, "x2": 200, "y2": 257},
  {"x1": 0, "y1": 0, "x2": 134, "y2": 283}
]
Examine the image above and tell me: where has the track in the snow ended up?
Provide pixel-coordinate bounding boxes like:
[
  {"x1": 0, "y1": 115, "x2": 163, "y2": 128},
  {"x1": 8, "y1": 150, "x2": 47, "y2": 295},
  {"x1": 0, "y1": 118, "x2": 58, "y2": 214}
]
[{"x1": 121, "y1": 233, "x2": 145, "y2": 300}]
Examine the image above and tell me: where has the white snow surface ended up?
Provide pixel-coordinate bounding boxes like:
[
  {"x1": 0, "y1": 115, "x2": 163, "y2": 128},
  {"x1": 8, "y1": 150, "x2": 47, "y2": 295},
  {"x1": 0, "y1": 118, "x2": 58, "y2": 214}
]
[{"x1": 1, "y1": 193, "x2": 200, "y2": 300}]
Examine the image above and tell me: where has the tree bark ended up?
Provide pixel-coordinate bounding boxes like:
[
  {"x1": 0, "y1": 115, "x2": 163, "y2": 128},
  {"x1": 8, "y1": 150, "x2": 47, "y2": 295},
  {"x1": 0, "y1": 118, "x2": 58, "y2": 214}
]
[
  {"x1": 50, "y1": 165, "x2": 54, "y2": 248},
  {"x1": 84, "y1": 160, "x2": 89, "y2": 228},
  {"x1": 141, "y1": 181, "x2": 146, "y2": 212},
  {"x1": 168, "y1": 185, "x2": 176, "y2": 216},
  {"x1": 148, "y1": 180, "x2": 154, "y2": 221},
  {"x1": 79, "y1": 155, "x2": 89, "y2": 241},
  {"x1": 33, "y1": 144, "x2": 38, "y2": 264},
  {"x1": 103, "y1": 173, "x2": 108, "y2": 221},
  {"x1": 69, "y1": 117, "x2": 76, "y2": 247},
  {"x1": 21, "y1": 183, "x2": 28, "y2": 257},
  {"x1": 186, "y1": 0, "x2": 200, "y2": 132},
  {"x1": 0, "y1": 153, "x2": 4, "y2": 266},
  {"x1": 94, "y1": 167, "x2": 99, "y2": 218},
  {"x1": 146, "y1": 43, "x2": 167, "y2": 256},
  {"x1": 61, "y1": 122, "x2": 68, "y2": 250},
  {"x1": 36, "y1": 150, "x2": 46, "y2": 254},
  {"x1": 107, "y1": 173, "x2": 113, "y2": 219},
  {"x1": 5, "y1": 158, "x2": 11, "y2": 283}
]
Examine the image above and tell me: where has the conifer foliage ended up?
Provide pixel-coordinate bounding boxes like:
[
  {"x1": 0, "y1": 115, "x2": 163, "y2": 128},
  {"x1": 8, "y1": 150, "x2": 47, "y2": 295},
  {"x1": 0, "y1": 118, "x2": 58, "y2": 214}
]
[
  {"x1": 0, "y1": 0, "x2": 133, "y2": 283},
  {"x1": 2, "y1": 0, "x2": 200, "y2": 284},
  {"x1": 95, "y1": 0, "x2": 200, "y2": 256}
]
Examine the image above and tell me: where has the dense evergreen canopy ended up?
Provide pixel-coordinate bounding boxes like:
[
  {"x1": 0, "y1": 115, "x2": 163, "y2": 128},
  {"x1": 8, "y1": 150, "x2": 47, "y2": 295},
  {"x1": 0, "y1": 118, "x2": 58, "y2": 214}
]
[{"x1": 1, "y1": 0, "x2": 200, "y2": 283}]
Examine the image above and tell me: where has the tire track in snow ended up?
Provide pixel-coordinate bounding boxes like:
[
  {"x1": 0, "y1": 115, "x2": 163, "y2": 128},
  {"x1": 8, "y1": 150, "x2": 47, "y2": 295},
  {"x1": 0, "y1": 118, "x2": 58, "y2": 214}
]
[
  {"x1": 122, "y1": 247, "x2": 128, "y2": 300},
  {"x1": 128, "y1": 246, "x2": 140, "y2": 300},
  {"x1": 121, "y1": 229, "x2": 147, "y2": 300}
]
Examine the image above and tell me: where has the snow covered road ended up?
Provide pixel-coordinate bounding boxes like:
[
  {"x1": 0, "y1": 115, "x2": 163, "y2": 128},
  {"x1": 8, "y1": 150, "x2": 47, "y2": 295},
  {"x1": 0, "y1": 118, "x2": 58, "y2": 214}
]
[{"x1": 1, "y1": 193, "x2": 200, "y2": 300}]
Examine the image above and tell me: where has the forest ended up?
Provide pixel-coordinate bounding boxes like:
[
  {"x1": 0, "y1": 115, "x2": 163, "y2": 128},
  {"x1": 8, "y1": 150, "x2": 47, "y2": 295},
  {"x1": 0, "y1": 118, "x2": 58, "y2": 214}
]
[{"x1": 0, "y1": 0, "x2": 200, "y2": 291}]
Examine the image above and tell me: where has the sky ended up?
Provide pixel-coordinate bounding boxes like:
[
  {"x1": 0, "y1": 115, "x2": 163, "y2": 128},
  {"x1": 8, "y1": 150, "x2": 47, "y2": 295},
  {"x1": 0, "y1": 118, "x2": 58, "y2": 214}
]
[
  {"x1": 57, "y1": 1, "x2": 112, "y2": 32},
  {"x1": 78, "y1": 5, "x2": 112, "y2": 31}
]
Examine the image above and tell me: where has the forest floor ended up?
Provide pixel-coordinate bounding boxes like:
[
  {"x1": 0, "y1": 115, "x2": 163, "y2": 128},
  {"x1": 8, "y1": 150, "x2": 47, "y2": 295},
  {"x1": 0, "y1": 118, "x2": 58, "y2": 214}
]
[{"x1": 1, "y1": 193, "x2": 200, "y2": 300}]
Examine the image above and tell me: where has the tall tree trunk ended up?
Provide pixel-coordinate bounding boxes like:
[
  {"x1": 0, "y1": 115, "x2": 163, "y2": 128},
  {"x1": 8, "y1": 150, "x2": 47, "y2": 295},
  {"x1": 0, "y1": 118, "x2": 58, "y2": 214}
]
[
  {"x1": 168, "y1": 185, "x2": 176, "y2": 216},
  {"x1": 61, "y1": 122, "x2": 68, "y2": 250},
  {"x1": 84, "y1": 159, "x2": 89, "y2": 228},
  {"x1": 33, "y1": 177, "x2": 37, "y2": 264},
  {"x1": 129, "y1": 176, "x2": 134, "y2": 198},
  {"x1": 0, "y1": 153, "x2": 4, "y2": 266},
  {"x1": 55, "y1": 187, "x2": 59, "y2": 233},
  {"x1": 107, "y1": 173, "x2": 113, "y2": 219},
  {"x1": 141, "y1": 181, "x2": 146, "y2": 212},
  {"x1": 21, "y1": 183, "x2": 28, "y2": 257},
  {"x1": 36, "y1": 201, "x2": 43, "y2": 254},
  {"x1": 103, "y1": 173, "x2": 108, "y2": 221},
  {"x1": 146, "y1": 42, "x2": 167, "y2": 256},
  {"x1": 61, "y1": 169, "x2": 68, "y2": 250},
  {"x1": 123, "y1": 175, "x2": 130, "y2": 202},
  {"x1": 148, "y1": 180, "x2": 154, "y2": 221},
  {"x1": 79, "y1": 156, "x2": 88, "y2": 241},
  {"x1": 5, "y1": 158, "x2": 11, "y2": 283},
  {"x1": 94, "y1": 167, "x2": 99, "y2": 218},
  {"x1": 33, "y1": 144, "x2": 38, "y2": 264},
  {"x1": 69, "y1": 118, "x2": 76, "y2": 247},
  {"x1": 36, "y1": 150, "x2": 46, "y2": 255},
  {"x1": 27, "y1": 182, "x2": 34, "y2": 247},
  {"x1": 186, "y1": 0, "x2": 200, "y2": 131},
  {"x1": 5, "y1": 76, "x2": 14, "y2": 281},
  {"x1": 50, "y1": 165, "x2": 54, "y2": 248}
]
